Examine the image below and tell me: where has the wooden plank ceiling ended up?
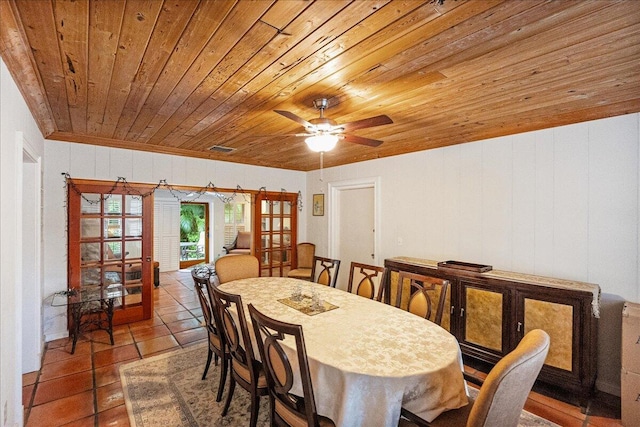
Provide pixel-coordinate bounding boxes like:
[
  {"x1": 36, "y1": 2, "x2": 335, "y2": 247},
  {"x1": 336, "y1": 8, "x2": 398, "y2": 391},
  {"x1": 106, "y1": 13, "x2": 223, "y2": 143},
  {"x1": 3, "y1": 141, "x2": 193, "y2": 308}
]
[{"x1": 1, "y1": 0, "x2": 639, "y2": 171}]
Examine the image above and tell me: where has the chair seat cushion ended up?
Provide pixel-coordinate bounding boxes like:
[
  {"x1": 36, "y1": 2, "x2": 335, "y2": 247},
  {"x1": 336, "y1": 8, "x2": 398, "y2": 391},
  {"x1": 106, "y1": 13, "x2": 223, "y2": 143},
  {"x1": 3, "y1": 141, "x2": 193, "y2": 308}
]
[
  {"x1": 275, "y1": 399, "x2": 335, "y2": 427},
  {"x1": 399, "y1": 395, "x2": 474, "y2": 427},
  {"x1": 233, "y1": 361, "x2": 267, "y2": 388},
  {"x1": 288, "y1": 268, "x2": 312, "y2": 279}
]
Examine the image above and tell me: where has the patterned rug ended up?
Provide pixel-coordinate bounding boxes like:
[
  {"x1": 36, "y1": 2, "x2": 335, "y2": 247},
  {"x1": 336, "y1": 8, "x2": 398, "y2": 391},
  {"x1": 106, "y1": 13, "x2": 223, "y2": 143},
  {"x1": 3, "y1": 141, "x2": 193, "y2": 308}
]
[{"x1": 120, "y1": 343, "x2": 559, "y2": 427}]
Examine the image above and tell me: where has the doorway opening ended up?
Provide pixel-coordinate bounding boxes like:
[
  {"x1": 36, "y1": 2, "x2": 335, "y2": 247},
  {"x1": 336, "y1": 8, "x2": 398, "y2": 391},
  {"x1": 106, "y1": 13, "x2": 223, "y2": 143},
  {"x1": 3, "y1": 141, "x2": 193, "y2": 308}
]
[
  {"x1": 328, "y1": 178, "x2": 381, "y2": 288},
  {"x1": 179, "y1": 202, "x2": 209, "y2": 269}
]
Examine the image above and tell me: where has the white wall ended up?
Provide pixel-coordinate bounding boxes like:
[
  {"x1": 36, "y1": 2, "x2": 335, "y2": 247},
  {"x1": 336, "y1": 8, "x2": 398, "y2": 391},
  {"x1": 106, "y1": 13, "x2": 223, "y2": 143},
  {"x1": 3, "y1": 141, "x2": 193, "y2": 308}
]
[
  {"x1": 42, "y1": 140, "x2": 307, "y2": 341},
  {"x1": 307, "y1": 113, "x2": 640, "y2": 396},
  {"x1": 1, "y1": 58, "x2": 45, "y2": 427}
]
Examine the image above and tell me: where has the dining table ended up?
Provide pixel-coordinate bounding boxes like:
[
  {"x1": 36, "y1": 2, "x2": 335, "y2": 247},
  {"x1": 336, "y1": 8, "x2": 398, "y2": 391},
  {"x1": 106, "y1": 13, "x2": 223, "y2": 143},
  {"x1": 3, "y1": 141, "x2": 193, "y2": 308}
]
[{"x1": 218, "y1": 276, "x2": 468, "y2": 427}]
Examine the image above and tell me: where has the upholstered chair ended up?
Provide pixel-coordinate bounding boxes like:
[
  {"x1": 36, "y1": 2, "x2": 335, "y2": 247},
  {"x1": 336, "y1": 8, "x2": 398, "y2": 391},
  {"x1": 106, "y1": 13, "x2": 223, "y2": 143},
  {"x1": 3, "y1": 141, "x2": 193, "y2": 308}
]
[
  {"x1": 214, "y1": 254, "x2": 259, "y2": 284},
  {"x1": 287, "y1": 242, "x2": 316, "y2": 281},
  {"x1": 346, "y1": 262, "x2": 386, "y2": 300},
  {"x1": 191, "y1": 269, "x2": 228, "y2": 402},
  {"x1": 210, "y1": 286, "x2": 267, "y2": 427},
  {"x1": 248, "y1": 304, "x2": 336, "y2": 427},
  {"x1": 394, "y1": 271, "x2": 449, "y2": 325},
  {"x1": 400, "y1": 329, "x2": 550, "y2": 427},
  {"x1": 310, "y1": 256, "x2": 341, "y2": 288}
]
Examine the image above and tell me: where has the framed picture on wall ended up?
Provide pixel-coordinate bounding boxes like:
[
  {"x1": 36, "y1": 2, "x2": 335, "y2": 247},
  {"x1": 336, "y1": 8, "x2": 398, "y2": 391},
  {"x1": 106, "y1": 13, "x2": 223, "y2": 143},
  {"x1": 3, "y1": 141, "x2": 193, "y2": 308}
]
[{"x1": 313, "y1": 194, "x2": 324, "y2": 216}]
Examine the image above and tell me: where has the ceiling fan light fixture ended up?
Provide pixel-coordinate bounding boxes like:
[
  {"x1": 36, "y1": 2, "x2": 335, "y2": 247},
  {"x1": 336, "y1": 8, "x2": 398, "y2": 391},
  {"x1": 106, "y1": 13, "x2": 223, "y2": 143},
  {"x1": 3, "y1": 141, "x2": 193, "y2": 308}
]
[{"x1": 305, "y1": 134, "x2": 339, "y2": 152}]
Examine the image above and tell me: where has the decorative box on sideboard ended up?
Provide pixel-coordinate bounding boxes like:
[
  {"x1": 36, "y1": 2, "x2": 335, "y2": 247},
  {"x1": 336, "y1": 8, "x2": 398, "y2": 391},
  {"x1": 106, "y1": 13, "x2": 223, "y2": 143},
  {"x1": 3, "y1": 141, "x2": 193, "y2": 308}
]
[{"x1": 384, "y1": 257, "x2": 600, "y2": 406}]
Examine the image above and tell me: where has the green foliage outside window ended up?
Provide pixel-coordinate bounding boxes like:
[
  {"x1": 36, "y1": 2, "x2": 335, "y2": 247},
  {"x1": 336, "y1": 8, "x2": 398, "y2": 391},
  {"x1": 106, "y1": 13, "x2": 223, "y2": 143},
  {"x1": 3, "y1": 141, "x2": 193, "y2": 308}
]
[{"x1": 180, "y1": 204, "x2": 205, "y2": 242}]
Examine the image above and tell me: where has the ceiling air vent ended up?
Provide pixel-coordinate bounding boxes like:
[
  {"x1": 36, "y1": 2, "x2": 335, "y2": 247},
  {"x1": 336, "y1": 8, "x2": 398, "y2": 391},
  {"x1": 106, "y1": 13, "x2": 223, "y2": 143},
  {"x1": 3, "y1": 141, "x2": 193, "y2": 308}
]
[{"x1": 208, "y1": 145, "x2": 235, "y2": 153}]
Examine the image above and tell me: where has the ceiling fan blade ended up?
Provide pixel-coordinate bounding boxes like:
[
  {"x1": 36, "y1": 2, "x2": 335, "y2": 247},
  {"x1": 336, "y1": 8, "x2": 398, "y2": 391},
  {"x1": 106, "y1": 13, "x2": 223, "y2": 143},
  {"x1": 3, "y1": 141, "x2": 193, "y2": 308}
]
[
  {"x1": 342, "y1": 133, "x2": 383, "y2": 147},
  {"x1": 274, "y1": 110, "x2": 313, "y2": 128},
  {"x1": 340, "y1": 115, "x2": 393, "y2": 132}
]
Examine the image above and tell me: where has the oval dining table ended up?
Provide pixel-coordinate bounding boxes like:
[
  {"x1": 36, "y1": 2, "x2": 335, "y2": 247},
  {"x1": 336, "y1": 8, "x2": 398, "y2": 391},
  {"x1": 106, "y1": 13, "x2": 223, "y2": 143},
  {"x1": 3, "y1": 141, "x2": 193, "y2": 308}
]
[{"x1": 218, "y1": 276, "x2": 468, "y2": 427}]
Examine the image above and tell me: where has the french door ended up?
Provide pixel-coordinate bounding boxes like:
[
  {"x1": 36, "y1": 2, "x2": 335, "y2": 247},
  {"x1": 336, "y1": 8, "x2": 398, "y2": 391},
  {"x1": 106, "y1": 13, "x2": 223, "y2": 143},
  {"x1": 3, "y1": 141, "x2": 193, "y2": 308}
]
[
  {"x1": 67, "y1": 179, "x2": 154, "y2": 324},
  {"x1": 254, "y1": 192, "x2": 298, "y2": 277},
  {"x1": 179, "y1": 202, "x2": 209, "y2": 269}
]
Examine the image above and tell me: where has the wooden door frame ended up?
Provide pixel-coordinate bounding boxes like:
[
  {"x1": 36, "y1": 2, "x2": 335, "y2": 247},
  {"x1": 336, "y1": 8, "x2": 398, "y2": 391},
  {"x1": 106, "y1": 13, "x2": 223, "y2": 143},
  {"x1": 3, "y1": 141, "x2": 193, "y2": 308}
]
[
  {"x1": 328, "y1": 177, "x2": 381, "y2": 265},
  {"x1": 253, "y1": 191, "x2": 299, "y2": 277},
  {"x1": 67, "y1": 178, "x2": 155, "y2": 324},
  {"x1": 179, "y1": 201, "x2": 209, "y2": 269}
]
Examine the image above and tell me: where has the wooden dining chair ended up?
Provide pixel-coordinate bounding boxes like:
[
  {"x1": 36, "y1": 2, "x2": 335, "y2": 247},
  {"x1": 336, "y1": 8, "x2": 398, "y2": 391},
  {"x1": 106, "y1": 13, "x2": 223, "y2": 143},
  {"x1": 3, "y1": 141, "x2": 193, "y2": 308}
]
[
  {"x1": 310, "y1": 256, "x2": 341, "y2": 288},
  {"x1": 191, "y1": 269, "x2": 228, "y2": 402},
  {"x1": 395, "y1": 271, "x2": 449, "y2": 325},
  {"x1": 347, "y1": 262, "x2": 386, "y2": 300},
  {"x1": 248, "y1": 304, "x2": 336, "y2": 427},
  {"x1": 209, "y1": 286, "x2": 267, "y2": 427},
  {"x1": 287, "y1": 242, "x2": 316, "y2": 281},
  {"x1": 400, "y1": 329, "x2": 550, "y2": 427},
  {"x1": 214, "y1": 254, "x2": 259, "y2": 284}
]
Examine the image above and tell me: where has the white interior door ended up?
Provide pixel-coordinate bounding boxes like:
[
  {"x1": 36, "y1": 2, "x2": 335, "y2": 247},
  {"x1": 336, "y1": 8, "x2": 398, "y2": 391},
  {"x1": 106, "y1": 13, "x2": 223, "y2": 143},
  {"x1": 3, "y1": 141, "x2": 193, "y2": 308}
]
[
  {"x1": 329, "y1": 178, "x2": 379, "y2": 290},
  {"x1": 154, "y1": 196, "x2": 180, "y2": 272}
]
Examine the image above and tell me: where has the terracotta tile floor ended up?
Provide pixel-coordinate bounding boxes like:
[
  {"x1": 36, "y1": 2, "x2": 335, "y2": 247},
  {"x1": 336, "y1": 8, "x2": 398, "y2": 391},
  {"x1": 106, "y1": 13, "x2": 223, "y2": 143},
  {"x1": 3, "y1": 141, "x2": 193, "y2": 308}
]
[{"x1": 22, "y1": 270, "x2": 622, "y2": 426}]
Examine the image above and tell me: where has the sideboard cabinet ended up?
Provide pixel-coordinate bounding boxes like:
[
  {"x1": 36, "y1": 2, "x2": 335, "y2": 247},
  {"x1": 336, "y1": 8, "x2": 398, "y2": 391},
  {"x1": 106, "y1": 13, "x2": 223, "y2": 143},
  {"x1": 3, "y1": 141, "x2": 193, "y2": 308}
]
[{"x1": 384, "y1": 257, "x2": 600, "y2": 403}]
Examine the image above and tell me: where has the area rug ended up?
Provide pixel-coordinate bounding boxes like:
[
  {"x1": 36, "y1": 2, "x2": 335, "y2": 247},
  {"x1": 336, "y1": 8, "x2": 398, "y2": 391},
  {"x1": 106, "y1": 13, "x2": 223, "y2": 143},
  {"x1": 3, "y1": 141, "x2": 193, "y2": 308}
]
[{"x1": 120, "y1": 343, "x2": 559, "y2": 427}]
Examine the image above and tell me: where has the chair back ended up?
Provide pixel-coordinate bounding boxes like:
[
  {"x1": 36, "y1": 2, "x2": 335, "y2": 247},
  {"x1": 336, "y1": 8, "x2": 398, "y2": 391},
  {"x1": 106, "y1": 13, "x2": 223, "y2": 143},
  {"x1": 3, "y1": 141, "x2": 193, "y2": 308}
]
[
  {"x1": 215, "y1": 254, "x2": 259, "y2": 284},
  {"x1": 396, "y1": 271, "x2": 449, "y2": 325},
  {"x1": 468, "y1": 329, "x2": 550, "y2": 427},
  {"x1": 296, "y1": 243, "x2": 316, "y2": 269},
  {"x1": 192, "y1": 270, "x2": 217, "y2": 335},
  {"x1": 248, "y1": 304, "x2": 325, "y2": 427},
  {"x1": 347, "y1": 262, "x2": 386, "y2": 300},
  {"x1": 209, "y1": 286, "x2": 260, "y2": 386},
  {"x1": 236, "y1": 231, "x2": 252, "y2": 249},
  {"x1": 311, "y1": 256, "x2": 341, "y2": 288}
]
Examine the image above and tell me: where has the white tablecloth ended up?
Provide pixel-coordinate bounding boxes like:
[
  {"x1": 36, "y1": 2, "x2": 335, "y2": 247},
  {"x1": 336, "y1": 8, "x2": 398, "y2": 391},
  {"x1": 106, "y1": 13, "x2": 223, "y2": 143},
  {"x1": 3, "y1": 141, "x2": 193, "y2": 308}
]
[{"x1": 218, "y1": 277, "x2": 468, "y2": 427}]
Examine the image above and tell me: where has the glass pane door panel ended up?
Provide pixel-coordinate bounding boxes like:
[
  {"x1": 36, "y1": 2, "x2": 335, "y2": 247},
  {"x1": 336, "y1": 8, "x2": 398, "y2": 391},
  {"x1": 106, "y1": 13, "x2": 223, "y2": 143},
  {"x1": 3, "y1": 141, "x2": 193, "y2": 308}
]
[
  {"x1": 261, "y1": 235, "x2": 271, "y2": 249},
  {"x1": 465, "y1": 287, "x2": 503, "y2": 352},
  {"x1": 125, "y1": 196, "x2": 143, "y2": 215},
  {"x1": 273, "y1": 218, "x2": 281, "y2": 231},
  {"x1": 81, "y1": 194, "x2": 101, "y2": 213},
  {"x1": 283, "y1": 218, "x2": 291, "y2": 230},
  {"x1": 81, "y1": 267, "x2": 101, "y2": 286},
  {"x1": 104, "y1": 219, "x2": 122, "y2": 238},
  {"x1": 80, "y1": 243, "x2": 100, "y2": 263},
  {"x1": 104, "y1": 196, "x2": 122, "y2": 214},
  {"x1": 81, "y1": 218, "x2": 101, "y2": 238},
  {"x1": 125, "y1": 241, "x2": 142, "y2": 259},
  {"x1": 105, "y1": 242, "x2": 122, "y2": 260},
  {"x1": 125, "y1": 218, "x2": 142, "y2": 237},
  {"x1": 261, "y1": 200, "x2": 269, "y2": 214},
  {"x1": 283, "y1": 203, "x2": 291, "y2": 214},
  {"x1": 272, "y1": 201, "x2": 281, "y2": 214},
  {"x1": 103, "y1": 266, "x2": 122, "y2": 285}
]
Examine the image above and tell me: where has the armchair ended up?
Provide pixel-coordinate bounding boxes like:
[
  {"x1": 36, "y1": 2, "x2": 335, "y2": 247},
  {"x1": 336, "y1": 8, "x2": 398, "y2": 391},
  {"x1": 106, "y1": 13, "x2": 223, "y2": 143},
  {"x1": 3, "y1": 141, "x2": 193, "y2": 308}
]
[{"x1": 223, "y1": 231, "x2": 251, "y2": 255}]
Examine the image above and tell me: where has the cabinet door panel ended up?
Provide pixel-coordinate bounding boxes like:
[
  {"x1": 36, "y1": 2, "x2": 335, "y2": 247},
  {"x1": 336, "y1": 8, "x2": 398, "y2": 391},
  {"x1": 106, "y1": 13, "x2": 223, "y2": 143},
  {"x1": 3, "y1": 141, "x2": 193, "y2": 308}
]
[
  {"x1": 524, "y1": 298, "x2": 573, "y2": 371},
  {"x1": 464, "y1": 286, "x2": 503, "y2": 351}
]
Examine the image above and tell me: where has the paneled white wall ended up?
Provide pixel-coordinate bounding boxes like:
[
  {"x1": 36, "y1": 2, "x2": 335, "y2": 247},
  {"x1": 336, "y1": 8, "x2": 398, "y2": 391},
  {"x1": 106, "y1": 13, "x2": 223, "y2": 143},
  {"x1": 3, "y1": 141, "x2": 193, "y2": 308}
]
[
  {"x1": 1, "y1": 58, "x2": 45, "y2": 427},
  {"x1": 307, "y1": 113, "x2": 640, "y2": 395},
  {"x1": 42, "y1": 141, "x2": 307, "y2": 341}
]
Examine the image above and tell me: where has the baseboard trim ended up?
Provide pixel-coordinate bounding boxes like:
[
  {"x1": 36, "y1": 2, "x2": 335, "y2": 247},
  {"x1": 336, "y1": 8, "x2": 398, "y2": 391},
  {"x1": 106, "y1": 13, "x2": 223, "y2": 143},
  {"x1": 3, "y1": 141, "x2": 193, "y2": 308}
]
[
  {"x1": 44, "y1": 331, "x2": 69, "y2": 342},
  {"x1": 597, "y1": 379, "x2": 621, "y2": 397}
]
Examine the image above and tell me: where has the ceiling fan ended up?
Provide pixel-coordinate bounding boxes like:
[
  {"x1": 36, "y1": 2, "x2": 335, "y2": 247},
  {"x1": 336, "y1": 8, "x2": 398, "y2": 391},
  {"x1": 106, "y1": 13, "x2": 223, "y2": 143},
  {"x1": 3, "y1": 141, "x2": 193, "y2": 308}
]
[{"x1": 274, "y1": 98, "x2": 393, "y2": 152}]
